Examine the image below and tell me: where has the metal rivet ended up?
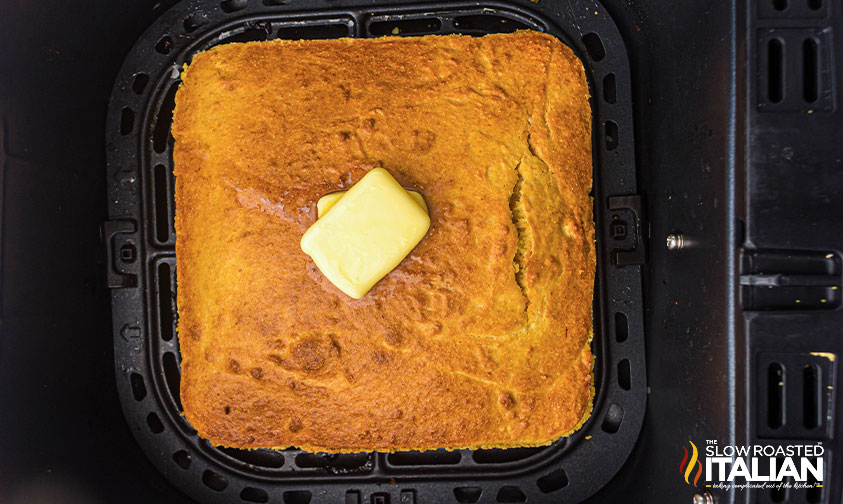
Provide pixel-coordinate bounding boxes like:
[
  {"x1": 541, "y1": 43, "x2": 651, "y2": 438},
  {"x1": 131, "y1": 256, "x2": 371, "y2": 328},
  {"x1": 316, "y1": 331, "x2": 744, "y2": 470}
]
[
  {"x1": 666, "y1": 233, "x2": 685, "y2": 251},
  {"x1": 693, "y1": 492, "x2": 714, "y2": 504}
]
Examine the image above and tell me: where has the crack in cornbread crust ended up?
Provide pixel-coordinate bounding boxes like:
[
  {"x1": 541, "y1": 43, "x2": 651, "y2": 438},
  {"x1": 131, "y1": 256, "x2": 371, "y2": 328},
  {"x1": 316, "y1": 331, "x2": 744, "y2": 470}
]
[{"x1": 173, "y1": 31, "x2": 594, "y2": 452}]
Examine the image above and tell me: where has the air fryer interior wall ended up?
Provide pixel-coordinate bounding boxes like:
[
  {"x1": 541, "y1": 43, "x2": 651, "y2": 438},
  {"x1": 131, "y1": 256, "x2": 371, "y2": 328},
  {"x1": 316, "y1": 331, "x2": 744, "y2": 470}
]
[{"x1": 1, "y1": 0, "x2": 841, "y2": 503}]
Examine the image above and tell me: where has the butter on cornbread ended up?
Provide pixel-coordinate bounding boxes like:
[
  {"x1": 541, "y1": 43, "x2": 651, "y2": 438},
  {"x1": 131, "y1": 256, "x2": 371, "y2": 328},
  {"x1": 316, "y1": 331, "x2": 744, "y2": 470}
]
[
  {"x1": 301, "y1": 167, "x2": 431, "y2": 299},
  {"x1": 172, "y1": 31, "x2": 595, "y2": 452},
  {"x1": 317, "y1": 188, "x2": 428, "y2": 217}
]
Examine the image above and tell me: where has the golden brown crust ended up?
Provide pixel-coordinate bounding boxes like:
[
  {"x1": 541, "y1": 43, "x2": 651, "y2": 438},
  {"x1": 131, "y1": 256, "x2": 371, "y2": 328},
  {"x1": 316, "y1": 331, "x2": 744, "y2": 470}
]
[{"x1": 173, "y1": 31, "x2": 594, "y2": 452}]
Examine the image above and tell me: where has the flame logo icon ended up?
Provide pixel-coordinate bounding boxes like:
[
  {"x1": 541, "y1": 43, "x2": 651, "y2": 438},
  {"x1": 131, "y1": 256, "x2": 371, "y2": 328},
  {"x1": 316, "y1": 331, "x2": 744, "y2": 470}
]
[{"x1": 680, "y1": 441, "x2": 703, "y2": 486}]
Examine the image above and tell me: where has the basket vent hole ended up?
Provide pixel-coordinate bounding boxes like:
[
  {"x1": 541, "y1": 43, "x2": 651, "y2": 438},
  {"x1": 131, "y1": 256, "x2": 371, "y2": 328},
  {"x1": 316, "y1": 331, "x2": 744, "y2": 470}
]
[
  {"x1": 221, "y1": 0, "x2": 248, "y2": 13},
  {"x1": 146, "y1": 412, "x2": 165, "y2": 434},
  {"x1": 601, "y1": 403, "x2": 624, "y2": 433},
  {"x1": 154, "y1": 164, "x2": 173, "y2": 243},
  {"x1": 803, "y1": 363, "x2": 820, "y2": 429},
  {"x1": 618, "y1": 359, "x2": 631, "y2": 390},
  {"x1": 132, "y1": 73, "x2": 149, "y2": 95},
  {"x1": 369, "y1": 18, "x2": 443, "y2": 37},
  {"x1": 808, "y1": 0, "x2": 822, "y2": 9},
  {"x1": 277, "y1": 23, "x2": 350, "y2": 40},
  {"x1": 537, "y1": 468, "x2": 569, "y2": 493},
  {"x1": 453, "y1": 487, "x2": 482, "y2": 503},
  {"x1": 262, "y1": 0, "x2": 291, "y2": 5},
  {"x1": 345, "y1": 490, "x2": 361, "y2": 504},
  {"x1": 184, "y1": 13, "x2": 209, "y2": 32},
  {"x1": 582, "y1": 33, "x2": 605, "y2": 62},
  {"x1": 155, "y1": 35, "x2": 174, "y2": 55},
  {"x1": 452, "y1": 15, "x2": 529, "y2": 34},
  {"x1": 163, "y1": 351, "x2": 182, "y2": 410},
  {"x1": 295, "y1": 452, "x2": 371, "y2": 469},
  {"x1": 241, "y1": 487, "x2": 269, "y2": 503},
  {"x1": 604, "y1": 120, "x2": 618, "y2": 151},
  {"x1": 496, "y1": 486, "x2": 526, "y2": 503},
  {"x1": 130, "y1": 373, "x2": 147, "y2": 401},
  {"x1": 802, "y1": 38, "x2": 818, "y2": 103},
  {"x1": 472, "y1": 447, "x2": 542, "y2": 463},
  {"x1": 603, "y1": 73, "x2": 617, "y2": 104},
  {"x1": 387, "y1": 449, "x2": 461, "y2": 466},
  {"x1": 120, "y1": 107, "x2": 135, "y2": 136},
  {"x1": 173, "y1": 450, "x2": 191, "y2": 469},
  {"x1": 152, "y1": 83, "x2": 179, "y2": 154},
  {"x1": 614, "y1": 312, "x2": 629, "y2": 342},
  {"x1": 220, "y1": 447, "x2": 285, "y2": 468},
  {"x1": 767, "y1": 39, "x2": 784, "y2": 103},
  {"x1": 767, "y1": 362, "x2": 785, "y2": 429},
  {"x1": 157, "y1": 262, "x2": 175, "y2": 339},
  {"x1": 221, "y1": 25, "x2": 271, "y2": 43},
  {"x1": 773, "y1": 0, "x2": 788, "y2": 9},
  {"x1": 202, "y1": 470, "x2": 229, "y2": 492},
  {"x1": 283, "y1": 490, "x2": 312, "y2": 504}
]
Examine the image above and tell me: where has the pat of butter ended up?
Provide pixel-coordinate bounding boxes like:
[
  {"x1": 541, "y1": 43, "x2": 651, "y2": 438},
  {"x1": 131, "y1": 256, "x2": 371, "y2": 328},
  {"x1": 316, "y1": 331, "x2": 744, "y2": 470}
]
[
  {"x1": 317, "y1": 189, "x2": 427, "y2": 218},
  {"x1": 301, "y1": 168, "x2": 430, "y2": 299}
]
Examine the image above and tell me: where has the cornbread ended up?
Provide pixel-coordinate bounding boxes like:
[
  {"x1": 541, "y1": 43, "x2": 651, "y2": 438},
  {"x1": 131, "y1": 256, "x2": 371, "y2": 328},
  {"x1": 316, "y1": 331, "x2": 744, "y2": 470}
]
[{"x1": 173, "y1": 31, "x2": 595, "y2": 452}]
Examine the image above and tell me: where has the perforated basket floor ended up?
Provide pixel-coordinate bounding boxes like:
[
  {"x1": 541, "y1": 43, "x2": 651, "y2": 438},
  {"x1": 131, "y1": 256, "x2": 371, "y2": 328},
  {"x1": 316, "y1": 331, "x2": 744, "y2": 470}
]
[{"x1": 104, "y1": 0, "x2": 647, "y2": 502}]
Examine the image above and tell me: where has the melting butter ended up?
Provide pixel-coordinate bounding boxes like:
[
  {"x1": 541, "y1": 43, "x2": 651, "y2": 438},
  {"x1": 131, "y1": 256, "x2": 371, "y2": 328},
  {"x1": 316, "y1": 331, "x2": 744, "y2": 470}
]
[
  {"x1": 301, "y1": 168, "x2": 430, "y2": 299},
  {"x1": 318, "y1": 189, "x2": 427, "y2": 218}
]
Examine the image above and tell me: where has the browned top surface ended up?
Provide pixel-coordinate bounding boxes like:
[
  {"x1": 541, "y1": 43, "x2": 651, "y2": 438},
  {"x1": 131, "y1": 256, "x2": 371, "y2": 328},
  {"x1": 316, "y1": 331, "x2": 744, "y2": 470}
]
[{"x1": 172, "y1": 31, "x2": 594, "y2": 452}]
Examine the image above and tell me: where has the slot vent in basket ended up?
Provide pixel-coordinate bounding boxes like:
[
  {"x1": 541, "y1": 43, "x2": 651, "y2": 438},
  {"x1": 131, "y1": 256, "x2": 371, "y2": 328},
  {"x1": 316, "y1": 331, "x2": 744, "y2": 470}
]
[
  {"x1": 277, "y1": 23, "x2": 351, "y2": 39},
  {"x1": 453, "y1": 14, "x2": 528, "y2": 34},
  {"x1": 453, "y1": 487, "x2": 482, "y2": 503},
  {"x1": 496, "y1": 486, "x2": 526, "y2": 503},
  {"x1": 294, "y1": 452, "x2": 373, "y2": 471},
  {"x1": 221, "y1": 447, "x2": 286, "y2": 469},
  {"x1": 241, "y1": 487, "x2": 270, "y2": 503},
  {"x1": 472, "y1": 447, "x2": 544, "y2": 464},
  {"x1": 387, "y1": 450, "x2": 462, "y2": 466},
  {"x1": 537, "y1": 468, "x2": 569, "y2": 493},
  {"x1": 369, "y1": 17, "x2": 443, "y2": 36},
  {"x1": 162, "y1": 351, "x2": 182, "y2": 410},
  {"x1": 151, "y1": 82, "x2": 178, "y2": 154}
]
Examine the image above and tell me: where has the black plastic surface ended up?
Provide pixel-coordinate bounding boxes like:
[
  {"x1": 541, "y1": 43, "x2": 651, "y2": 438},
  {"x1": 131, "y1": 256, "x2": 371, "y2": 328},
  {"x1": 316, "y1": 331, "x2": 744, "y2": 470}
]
[
  {"x1": 103, "y1": 1, "x2": 647, "y2": 503},
  {"x1": 740, "y1": 0, "x2": 843, "y2": 502}
]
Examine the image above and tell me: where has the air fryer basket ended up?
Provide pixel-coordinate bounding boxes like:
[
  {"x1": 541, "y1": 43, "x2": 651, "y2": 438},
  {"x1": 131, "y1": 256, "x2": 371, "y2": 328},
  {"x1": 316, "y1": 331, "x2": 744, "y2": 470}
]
[{"x1": 103, "y1": 0, "x2": 647, "y2": 502}]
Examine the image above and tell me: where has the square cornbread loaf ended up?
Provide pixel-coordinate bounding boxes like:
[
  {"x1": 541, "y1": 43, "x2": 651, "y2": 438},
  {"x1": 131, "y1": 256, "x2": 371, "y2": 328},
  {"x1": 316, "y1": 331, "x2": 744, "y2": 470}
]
[{"x1": 173, "y1": 31, "x2": 595, "y2": 452}]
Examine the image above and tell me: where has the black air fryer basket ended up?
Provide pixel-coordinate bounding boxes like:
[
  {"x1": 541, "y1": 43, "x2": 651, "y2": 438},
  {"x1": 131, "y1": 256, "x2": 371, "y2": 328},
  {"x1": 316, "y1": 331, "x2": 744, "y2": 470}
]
[
  {"x1": 3, "y1": 0, "x2": 843, "y2": 502},
  {"x1": 104, "y1": 1, "x2": 647, "y2": 502}
]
